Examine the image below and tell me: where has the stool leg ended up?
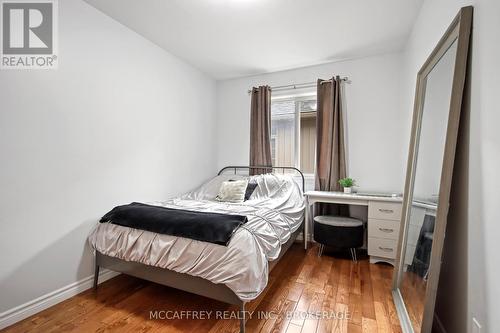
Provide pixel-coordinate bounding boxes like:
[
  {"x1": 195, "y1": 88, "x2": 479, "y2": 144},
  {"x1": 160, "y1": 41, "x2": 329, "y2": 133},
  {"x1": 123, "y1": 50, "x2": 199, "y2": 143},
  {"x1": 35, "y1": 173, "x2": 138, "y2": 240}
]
[
  {"x1": 318, "y1": 244, "x2": 324, "y2": 257},
  {"x1": 350, "y1": 248, "x2": 357, "y2": 262}
]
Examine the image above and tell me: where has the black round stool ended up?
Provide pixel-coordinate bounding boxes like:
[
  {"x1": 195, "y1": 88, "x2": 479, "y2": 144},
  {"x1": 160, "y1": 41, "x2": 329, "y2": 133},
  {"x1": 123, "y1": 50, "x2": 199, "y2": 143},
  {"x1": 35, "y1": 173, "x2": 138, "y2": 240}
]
[{"x1": 313, "y1": 215, "x2": 364, "y2": 261}]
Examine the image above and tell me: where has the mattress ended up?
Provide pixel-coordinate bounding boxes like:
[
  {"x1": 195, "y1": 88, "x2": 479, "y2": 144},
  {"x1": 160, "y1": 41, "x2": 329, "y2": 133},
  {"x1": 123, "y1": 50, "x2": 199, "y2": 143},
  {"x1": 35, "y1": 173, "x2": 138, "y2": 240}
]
[{"x1": 88, "y1": 173, "x2": 305, "y2": 301}]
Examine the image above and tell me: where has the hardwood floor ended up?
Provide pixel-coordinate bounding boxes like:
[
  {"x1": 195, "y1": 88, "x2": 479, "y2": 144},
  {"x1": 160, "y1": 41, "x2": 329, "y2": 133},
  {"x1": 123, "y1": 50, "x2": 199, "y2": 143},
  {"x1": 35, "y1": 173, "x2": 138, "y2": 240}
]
[
  {"x1": 400, "y1": 271, "x2": 426, "y2": 333},
  {"x1": 2, "y1": 244, "x2": 401, "y2": 333}
]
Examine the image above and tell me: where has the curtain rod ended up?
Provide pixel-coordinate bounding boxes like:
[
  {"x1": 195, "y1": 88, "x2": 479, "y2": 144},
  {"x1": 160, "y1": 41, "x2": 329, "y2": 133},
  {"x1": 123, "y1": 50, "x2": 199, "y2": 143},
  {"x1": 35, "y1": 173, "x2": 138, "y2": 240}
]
[{"x1": 247, "y1": 77, "x2": 350, "y2": 94}]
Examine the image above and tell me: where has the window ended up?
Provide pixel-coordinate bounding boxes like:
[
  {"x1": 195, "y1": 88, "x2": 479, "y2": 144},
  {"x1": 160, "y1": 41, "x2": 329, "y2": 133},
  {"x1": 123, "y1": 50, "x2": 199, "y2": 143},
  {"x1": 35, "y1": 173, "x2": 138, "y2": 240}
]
[{"x1": 270, "y1": 94, "x2": 317, "y2": 174}]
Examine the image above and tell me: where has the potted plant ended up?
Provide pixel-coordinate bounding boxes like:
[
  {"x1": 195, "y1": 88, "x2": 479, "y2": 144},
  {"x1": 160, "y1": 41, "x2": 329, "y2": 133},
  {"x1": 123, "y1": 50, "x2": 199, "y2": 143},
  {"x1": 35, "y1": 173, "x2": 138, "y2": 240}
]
[{"x1": 338, "y1": 177, "x2": 356, "y2": 194}]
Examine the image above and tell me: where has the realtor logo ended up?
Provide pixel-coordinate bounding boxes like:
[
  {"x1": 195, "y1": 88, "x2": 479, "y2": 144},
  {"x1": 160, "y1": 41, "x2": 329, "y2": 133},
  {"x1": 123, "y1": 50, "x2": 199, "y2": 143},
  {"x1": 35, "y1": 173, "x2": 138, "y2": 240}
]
[{"x1": 1, "y1": 0, "x2": 58, "y2": 69}]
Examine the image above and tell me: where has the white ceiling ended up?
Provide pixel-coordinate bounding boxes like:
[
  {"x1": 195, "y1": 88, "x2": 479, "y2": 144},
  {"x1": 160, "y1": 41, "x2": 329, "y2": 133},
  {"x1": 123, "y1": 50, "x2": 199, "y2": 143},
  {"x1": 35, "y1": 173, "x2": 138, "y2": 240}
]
[{"x1": 84, "y1": 0, "x2": 423, "y2": 80}]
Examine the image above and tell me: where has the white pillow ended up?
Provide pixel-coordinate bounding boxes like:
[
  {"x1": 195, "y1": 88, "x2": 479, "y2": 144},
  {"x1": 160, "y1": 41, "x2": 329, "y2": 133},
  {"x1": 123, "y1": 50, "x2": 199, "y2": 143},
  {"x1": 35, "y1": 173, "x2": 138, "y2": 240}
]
[{"x1": 216, "y1": 179, "x2": 249, "y2": 203}]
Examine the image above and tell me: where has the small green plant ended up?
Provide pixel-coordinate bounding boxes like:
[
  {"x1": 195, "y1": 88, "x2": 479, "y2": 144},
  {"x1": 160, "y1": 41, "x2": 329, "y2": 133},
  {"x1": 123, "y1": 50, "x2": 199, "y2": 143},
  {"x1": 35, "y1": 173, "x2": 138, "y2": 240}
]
[{"x1": 338, "y1": 177, "x2": 356, "y2": 188}]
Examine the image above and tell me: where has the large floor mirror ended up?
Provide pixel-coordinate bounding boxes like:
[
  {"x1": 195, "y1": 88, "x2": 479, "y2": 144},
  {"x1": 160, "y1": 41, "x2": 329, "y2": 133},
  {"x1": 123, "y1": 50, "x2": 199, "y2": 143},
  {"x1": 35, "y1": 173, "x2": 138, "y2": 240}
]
[{"x1": 392, "y1": 6, "x2": 472, "y2": 333}]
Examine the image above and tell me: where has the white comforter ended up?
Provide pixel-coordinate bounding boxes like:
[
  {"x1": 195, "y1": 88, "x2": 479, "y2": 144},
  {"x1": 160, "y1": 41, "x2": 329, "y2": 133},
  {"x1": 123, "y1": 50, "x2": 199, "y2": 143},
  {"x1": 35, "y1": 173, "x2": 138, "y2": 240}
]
[{"x1": 88, "y1": 173, "x2": 304, "y2": 301}]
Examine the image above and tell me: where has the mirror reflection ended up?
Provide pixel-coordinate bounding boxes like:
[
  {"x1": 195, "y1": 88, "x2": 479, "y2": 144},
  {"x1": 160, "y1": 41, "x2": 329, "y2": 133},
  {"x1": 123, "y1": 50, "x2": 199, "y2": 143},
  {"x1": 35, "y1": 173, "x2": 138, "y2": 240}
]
[{"x1": 400, "y1": 40, "x2": 458, "y2": 332}]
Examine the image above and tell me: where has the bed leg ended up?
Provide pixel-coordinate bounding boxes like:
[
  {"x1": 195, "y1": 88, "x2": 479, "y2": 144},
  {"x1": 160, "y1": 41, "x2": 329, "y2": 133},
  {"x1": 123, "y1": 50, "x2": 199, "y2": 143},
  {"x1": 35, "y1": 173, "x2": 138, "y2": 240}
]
[
  {"x1": 93, "y1": 255, "x2": 100, "y2": 290},
  {"x1": 239, "y1": 302, "x2": 246, "y2": 333}
]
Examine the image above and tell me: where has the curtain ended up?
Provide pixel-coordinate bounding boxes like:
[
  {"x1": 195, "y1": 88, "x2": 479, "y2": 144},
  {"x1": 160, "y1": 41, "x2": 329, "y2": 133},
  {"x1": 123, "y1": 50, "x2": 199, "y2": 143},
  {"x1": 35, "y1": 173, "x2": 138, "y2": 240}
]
[
  {"x1": 249, "y1": 86, "x2": 272, "y2": 175},
  {"x1": 315, "y1": 76, "x2": 347, "y2": 215}
]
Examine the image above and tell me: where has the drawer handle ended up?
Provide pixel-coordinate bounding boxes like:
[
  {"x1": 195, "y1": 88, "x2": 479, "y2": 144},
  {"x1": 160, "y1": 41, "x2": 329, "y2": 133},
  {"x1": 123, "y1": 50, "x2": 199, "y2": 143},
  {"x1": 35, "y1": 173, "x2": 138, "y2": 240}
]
[
  {"x1": 378, "y1": 209, "x2": 394, "y2": 213},
  {"x1": 378, "y1": 246, "x2": 394, "y2": 252},
  {"x1": 379, "y1": 228, "x2": 394, "y2": 233}
]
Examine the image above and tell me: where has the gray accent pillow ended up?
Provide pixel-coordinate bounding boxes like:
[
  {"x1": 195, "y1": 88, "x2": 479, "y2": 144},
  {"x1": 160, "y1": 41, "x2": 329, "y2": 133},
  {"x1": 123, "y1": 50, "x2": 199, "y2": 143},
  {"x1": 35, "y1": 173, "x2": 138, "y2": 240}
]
[{"x1": 244, "y1": 181, "x2": 258, "y2": 201}]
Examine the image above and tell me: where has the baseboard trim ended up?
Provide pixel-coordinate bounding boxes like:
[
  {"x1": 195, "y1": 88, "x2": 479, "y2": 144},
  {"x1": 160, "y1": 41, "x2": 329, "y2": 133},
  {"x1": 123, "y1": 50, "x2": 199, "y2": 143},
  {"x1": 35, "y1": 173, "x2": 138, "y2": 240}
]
[{"x1": 0, "y1": 269, "x2": 120, "y2": 330}]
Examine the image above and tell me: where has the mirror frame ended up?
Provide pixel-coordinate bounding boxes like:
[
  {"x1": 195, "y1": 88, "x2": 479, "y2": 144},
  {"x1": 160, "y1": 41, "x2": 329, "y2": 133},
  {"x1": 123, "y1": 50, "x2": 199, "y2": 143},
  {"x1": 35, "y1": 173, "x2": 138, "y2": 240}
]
[{"x1": 392, "y1": 6, "x2": 472, "y2": 333}]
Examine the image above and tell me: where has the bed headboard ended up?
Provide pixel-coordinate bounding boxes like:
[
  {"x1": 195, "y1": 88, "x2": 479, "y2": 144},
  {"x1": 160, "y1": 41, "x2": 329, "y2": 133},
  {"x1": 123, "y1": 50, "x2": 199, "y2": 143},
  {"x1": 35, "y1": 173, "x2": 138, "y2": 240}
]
[{"x1": 217, "y1": 165, "x2": 305, "y2": 193}]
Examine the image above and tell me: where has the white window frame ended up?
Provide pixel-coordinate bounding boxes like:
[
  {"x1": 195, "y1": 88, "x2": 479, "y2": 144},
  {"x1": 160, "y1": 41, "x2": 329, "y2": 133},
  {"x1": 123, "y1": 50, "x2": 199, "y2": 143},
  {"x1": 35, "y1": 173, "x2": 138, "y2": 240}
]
[{"x1": 271, "y1": 92, "x2": 317, "y2": 176}]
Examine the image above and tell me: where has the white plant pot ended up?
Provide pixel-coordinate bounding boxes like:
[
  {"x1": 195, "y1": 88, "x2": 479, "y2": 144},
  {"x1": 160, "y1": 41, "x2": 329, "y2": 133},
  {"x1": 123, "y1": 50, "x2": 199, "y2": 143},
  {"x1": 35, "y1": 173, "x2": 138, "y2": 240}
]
[{"x1": 344, "y1": 187, "x2": 352, "y2": 194}]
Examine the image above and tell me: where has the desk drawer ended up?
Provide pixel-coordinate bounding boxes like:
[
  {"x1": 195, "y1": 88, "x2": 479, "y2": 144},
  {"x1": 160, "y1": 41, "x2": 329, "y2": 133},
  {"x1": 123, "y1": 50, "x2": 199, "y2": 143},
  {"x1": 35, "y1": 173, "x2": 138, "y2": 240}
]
[
  {"x1": 368, "y1": 202, "x2": 402, "y2": 221},
  {"x1": 368, "y1": 237, "x2": 398, "y2": 259},
  {"x1": 368, "y1": 218, "x2": 400, "y2": 240}
]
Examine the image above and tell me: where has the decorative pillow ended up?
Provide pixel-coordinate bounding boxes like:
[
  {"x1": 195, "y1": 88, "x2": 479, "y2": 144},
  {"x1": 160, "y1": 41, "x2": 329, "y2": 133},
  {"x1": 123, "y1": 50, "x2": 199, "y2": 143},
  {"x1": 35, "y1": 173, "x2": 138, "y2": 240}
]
[
  {"x1": 216, "y1": 179, "x2": 249, "y2": 203},
  {"x1": 244, "y1": 181, "x2": 258, "y2": 201},
  {"x1": 227, "y1": 179, "x2": 259, "y2": 201}
]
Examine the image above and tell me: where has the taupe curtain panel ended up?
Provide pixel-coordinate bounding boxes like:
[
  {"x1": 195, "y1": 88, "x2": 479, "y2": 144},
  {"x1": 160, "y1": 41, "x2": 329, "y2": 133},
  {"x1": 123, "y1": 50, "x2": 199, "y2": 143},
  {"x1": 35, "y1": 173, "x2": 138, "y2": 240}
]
[
  {"x1": 249, "y1": 86, "x2": 272, "y2": 175},
  {"x1": 316, "y1": 76, "x2": 347, "y2": 214}
]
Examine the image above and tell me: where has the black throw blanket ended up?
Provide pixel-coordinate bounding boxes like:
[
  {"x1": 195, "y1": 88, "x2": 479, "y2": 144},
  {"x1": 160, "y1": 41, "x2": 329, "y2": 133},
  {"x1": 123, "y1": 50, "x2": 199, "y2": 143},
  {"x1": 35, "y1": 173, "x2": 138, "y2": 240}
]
[{"x1": 100, "y1": 202, "x2": 248, "y2": 246}]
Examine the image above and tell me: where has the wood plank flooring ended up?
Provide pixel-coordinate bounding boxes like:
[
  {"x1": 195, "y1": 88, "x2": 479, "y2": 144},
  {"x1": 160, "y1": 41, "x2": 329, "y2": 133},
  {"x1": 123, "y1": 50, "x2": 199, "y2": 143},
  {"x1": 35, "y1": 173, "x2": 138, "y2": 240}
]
[
  {"x1": 1, "y1": 243, "x2": 401, "y2": 333},
  {"x1": 400, "y1": 271, "x2": 426, "y2": 333}
]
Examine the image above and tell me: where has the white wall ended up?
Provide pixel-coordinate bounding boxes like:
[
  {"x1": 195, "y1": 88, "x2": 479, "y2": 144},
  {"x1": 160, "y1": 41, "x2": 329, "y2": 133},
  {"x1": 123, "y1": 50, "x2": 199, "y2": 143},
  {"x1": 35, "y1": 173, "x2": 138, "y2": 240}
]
[
  {"x1": 216, "y1": 53, "x2": 406, "y2": 193},
  {"x1": 401, "y1": 0, "x2": 500, "y2": 331},
  {"x1": 0, "y1": 0, "x2": 216, "y2": 321}
]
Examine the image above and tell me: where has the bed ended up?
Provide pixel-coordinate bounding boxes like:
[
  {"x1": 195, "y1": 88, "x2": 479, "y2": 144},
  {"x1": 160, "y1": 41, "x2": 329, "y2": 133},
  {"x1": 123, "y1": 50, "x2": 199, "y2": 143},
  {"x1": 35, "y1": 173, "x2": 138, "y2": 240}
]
[{"x1": 88, "y1": 166, "x2": 306, "y2": 333}]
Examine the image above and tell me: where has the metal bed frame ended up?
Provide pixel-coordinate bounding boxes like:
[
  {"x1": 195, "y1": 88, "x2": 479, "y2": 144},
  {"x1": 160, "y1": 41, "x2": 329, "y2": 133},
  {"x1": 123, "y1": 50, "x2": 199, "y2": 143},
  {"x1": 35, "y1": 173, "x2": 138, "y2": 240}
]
[{"x1": 93, "y1": 166, "x2": 306, "y2": 333}]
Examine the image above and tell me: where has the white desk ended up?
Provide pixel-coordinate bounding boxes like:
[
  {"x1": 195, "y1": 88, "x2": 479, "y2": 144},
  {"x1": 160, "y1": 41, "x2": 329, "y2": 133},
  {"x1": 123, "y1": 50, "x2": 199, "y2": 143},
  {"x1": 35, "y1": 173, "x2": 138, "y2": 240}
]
[{"x1": 304, "y1": 191, "x2": 404, "y2": 264}]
